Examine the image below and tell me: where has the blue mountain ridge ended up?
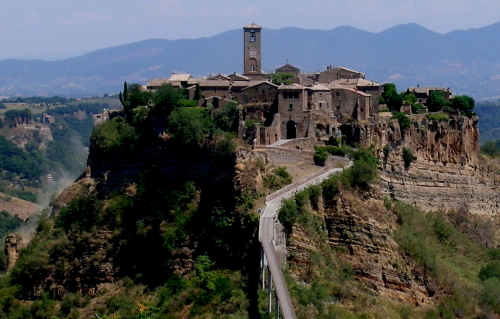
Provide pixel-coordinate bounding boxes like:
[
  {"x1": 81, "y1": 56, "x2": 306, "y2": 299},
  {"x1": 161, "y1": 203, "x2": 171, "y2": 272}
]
[{"x1": 1, "y1": 22, "x2": 500, "y2": 98}]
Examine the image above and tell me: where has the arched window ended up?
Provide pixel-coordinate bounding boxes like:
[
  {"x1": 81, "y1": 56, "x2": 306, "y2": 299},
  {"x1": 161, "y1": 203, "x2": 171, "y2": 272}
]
[
  {"x1": 283, "y1": 91, "x2": 288, "y2": 99},
  {"x1": 293, "y1": 91, "x2": 299, "y2": 99}
]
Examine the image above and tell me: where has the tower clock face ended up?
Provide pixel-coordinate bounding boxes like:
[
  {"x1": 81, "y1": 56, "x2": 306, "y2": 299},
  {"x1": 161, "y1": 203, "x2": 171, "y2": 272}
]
[
  {"x1": 249, "y1": 50, "x2": 257, "y2": 57},
  {"x1": 249, "y1": 30, "x2": 256, "y2": 42}
]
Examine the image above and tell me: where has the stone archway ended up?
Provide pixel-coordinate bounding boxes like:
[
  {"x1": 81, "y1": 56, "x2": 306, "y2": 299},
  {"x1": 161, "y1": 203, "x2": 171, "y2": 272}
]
[{"x1": 286, "y1": 121, "x2": 297, "y2": 139}]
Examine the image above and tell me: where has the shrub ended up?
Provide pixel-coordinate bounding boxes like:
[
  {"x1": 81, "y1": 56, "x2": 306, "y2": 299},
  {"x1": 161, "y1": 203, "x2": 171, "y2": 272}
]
[
  {"x1": 167, "y1": 107, "x2": 214, "y2": 146},
  {"x1": 244, "y1": 119, "x2": 263, "y2": 128},
  {"x1": 401, "y1": 147, "x2": 415, "y2": 168},
  {"x1": 278, "y1": 198, "x2": 299, "y2": 232},
  {"x1": 90, "y1": 117, "x2": 137, "y2": 155},
  {"x1": 426, "y1": 113, "x2": 449, "y2": 121},
  {"x1": 56, "y1": 195, "x2": 103, "y2": 233},
  {"x1": 177, "y1": 99, "x2": 197, "y2": 107},
  {"x1": 264, "y1": 167, "x2": 292, "y2": 190},
  {"x1": 212, "y1": 138, "x2": 235, "y2": 158},
  {"x1": 479, "y1": 261, "x2": 500, "y2": 281},
  {"x1": 378, "y1": 108, "x2": 390, "y2": 113},
  {"x1": 383, "y1": 144, "x2": 391, "y2": 159},
  {"x1": 391, "y1": 111, "x2": 411, "y2": 135},
  {"x1": 327, "y1": 136, "x2": 341, "y2": 146},
  {"x1": 313, "y1": 148, "x2": 328, "y2": 165}
]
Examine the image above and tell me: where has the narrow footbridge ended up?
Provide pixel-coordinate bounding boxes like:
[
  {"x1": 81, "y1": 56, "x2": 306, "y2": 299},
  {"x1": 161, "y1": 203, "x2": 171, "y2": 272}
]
[{"x1": 259, "y1": 162, "x2": 351, "y2": 319}]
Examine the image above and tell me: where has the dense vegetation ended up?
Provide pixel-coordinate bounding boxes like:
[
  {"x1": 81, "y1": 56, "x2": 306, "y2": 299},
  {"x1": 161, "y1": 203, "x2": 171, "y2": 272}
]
[
  {"x1": 0, "y1": 99, "x2": 114, "y2": 202},
  {"x1": 278, "y1": 147, "x2": 500, "y2": 318},
  {"x1": 0, "y1": 83, "x2": 265, "y2": 318}
]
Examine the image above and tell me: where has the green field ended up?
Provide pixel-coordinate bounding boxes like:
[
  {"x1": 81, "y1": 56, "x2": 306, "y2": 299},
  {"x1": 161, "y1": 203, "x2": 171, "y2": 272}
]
[
  {"x1": 0, "y1": 97, "x2": 121, "y2": 114},
  {"x1": 0, "y1": 103, "x2": 46, "y2": 114},
  {"x1": 68, "y1": 97, "x2": 121, "y2": 108}
]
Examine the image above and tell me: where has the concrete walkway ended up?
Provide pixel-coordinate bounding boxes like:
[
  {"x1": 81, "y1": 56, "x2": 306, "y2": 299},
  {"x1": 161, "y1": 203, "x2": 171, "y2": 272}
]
[{"x1": 259, "y1": 162, "x2": 351, "y2": 319}]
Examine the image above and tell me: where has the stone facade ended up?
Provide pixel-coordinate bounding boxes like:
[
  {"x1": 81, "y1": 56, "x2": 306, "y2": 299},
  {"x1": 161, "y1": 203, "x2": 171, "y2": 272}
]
[
  {"x1": 145, "y1": 23, "x2": 383, "y2": 145},
  {"x1": 243, "y1": 23, "x2": 262, "y2": 78}
]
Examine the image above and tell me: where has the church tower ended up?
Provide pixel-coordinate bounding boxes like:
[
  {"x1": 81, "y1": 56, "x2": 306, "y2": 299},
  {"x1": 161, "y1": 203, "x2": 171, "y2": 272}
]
[{"x1": 243, "y1": 23, "x2": 262, "y2": 78}]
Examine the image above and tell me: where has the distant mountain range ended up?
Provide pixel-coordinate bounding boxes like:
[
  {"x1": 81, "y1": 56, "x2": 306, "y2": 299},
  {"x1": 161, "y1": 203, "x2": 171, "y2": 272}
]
[{"x1": 2, "y1": 22, "x2": 500, "y2": 99}]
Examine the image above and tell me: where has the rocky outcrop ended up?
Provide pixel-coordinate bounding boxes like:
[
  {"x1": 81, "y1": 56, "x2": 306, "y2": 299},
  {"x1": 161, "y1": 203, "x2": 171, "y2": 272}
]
[
  {"x1": 4, "y1": 234, "x2": 22, "y2": 270},
  {"x1": 347, "y1": 115, "x2": 500, "y2": 215},
  {"x1": 286, "y1": 192, "x2": 435, "y2": 306}
]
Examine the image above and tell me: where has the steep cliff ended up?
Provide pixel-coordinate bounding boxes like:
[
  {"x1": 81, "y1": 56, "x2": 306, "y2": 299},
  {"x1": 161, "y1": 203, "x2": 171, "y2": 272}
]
[{"x1": 346, "y1": 115, "x2": 500, "y2": 215}]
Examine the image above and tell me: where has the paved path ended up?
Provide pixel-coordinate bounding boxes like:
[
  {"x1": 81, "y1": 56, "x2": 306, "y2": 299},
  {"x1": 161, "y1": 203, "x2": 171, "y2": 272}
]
[{"x1": 259, "y1": 164, "x2": 351, "y2": 319}]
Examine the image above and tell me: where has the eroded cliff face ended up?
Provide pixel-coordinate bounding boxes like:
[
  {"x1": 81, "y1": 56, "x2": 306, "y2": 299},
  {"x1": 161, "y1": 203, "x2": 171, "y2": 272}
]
[
  {"x1": 287, "y1": 192, "x2": 435, "y2": 308},
  {"x1": 349, "y1": 115, "x2": 500, "y2": 215}
]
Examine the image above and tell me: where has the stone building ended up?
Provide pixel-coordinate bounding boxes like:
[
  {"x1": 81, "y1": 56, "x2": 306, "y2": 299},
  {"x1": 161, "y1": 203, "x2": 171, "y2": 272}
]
[
  {"x1": 145, "y1": 23, "x2": 382, "y2": 145},
  {"x1": 243, "y1": 23, "x2": 263, "y2": 78},
  {"x1": 407, "y1": 86, "x2": 452, "y2": 105}
]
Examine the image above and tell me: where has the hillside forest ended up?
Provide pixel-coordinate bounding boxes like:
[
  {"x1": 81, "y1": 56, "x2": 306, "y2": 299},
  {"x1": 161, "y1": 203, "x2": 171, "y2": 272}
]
[{"x1": 0, "y1": 82, "x2": 499, "y2": 318}]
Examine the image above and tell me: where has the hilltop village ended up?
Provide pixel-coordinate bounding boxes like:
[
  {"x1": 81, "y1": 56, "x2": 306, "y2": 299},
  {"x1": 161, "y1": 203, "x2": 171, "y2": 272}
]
[
  {"x1": 143, "y1": 23, "x2": 454, "y2": 147},
  {"x1": 145, "y1": 23, "x2": 384, "y2": 145}
]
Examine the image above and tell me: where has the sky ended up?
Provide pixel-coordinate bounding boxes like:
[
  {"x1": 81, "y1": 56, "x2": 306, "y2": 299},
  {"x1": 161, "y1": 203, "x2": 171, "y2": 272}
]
[{"x1": 1, "y1": 0, "x2": 500, "y2": 60}]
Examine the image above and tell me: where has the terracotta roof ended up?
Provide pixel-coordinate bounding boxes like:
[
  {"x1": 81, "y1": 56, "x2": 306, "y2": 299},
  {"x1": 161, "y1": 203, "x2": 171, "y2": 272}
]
[
  {"x1": 338, "y1": 67, "x2": 364, "y2": 75},
  {"x1": 278, "y1": 83, "x2": 305, "y2": 90},
  {"x1": 329, "y1": 79, "x2": 357, "y2": 88},
  {"x1": 309, "y1": 84, "x2": 330, "y2": 91},
  {"x1": 197, "y1": 80, "x2": 231, "y2": 87},
  {"x1": 242, "y1": 81, "x2": 278, "y2": 90},
  {"x1": 276, "y1": 63, "x2": 300, "y2": 71},
  {"x1": 168, "y1": 74, "x2": 191, "y2": 82},
  {"x1": 408, "y1": 87, "x2": 447, "y2": 94},
  {"x1": 357, "y1": 78, "x2": 380, "y2": 87},
  {"x1": 147, "y1": 78, "x2": 170, "y2": 87},
  {"x1": 228, "y1": 73, "x2": 250, "y2": 81},
  {"x1": 243, "y1": 23, "x2": 262, "y2": 29},
  {"x1": 231, "y1": 80, "x2": 265, "y2": 87},
  {"x1": 343, "y1": 87, "x2": 372, "y2": 97},
  {"x1": 207, "y1": 74, "x2": 231, "y2": 81}
]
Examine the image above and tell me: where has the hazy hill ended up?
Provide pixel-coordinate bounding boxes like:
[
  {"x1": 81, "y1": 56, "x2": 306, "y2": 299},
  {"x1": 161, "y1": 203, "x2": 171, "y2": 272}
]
[{"x1": 2, "y1": 22, "x2": 500, "y2": 98}]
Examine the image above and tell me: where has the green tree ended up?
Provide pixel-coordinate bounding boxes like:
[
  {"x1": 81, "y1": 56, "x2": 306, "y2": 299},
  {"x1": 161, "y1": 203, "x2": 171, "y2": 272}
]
[
  {"x1": 212, "y1": 102, "x2": 238, "y2": 132},
  {"x1": 152, "y1": 84, "x2": 183, "y2": 117},
  {"x1": 382, "y1": 83, "x2": 403, "y2": 111},
  {"x1": 119, "y1": 82, "x2": 151, "y2": 123},
  {"x1": 451, "y1": 95, "x2": 475, "y2": 112},
  {"x1": 266, "y1": 73, "x2": 295, "y2": 85},
  {"x1": 426, "y1": 90, "x2": 447, "y2": 112},
  {"x1": 166, "y1": 107, "x2": 213, "y2": 147},
  {"x1": 402, "y1": 147, "x2": 415, "y2": 168},
  {"x1": 391, "y1": 111, "x2": 411, "y2": 135}
]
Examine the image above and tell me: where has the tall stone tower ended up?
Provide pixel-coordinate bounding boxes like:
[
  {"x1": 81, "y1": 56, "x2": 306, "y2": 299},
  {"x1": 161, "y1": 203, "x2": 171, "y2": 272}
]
[{"x1": 243, "y1": 23, "x2": 262, "y2": 78}]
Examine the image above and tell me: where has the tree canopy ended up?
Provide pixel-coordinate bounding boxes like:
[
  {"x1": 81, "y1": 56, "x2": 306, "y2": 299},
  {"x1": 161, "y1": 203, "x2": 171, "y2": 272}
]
[
  {"x1": 451, "y1": 95, "x2": 475, "y2": 111},
  {"x1": 381, "y1": 83, "x2": 403, "y2": 111},
  {"x1": 426, "y1": 90, "x2": 447, "y2": 112}
]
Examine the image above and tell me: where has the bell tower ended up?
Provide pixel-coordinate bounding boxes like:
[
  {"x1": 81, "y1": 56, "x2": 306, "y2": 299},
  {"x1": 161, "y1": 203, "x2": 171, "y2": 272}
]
[{"x1": 243, "y1": 23, "x2": 262, "y2": 78}]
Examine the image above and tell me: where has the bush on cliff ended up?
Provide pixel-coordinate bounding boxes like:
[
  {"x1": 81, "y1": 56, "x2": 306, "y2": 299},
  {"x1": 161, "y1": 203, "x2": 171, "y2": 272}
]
[
  {"x1": 391, "y1": 111, "x2": 411, "y2": 135},
  {"x1": 90, "y1": 117, "x2": 137, "y2": 155}
]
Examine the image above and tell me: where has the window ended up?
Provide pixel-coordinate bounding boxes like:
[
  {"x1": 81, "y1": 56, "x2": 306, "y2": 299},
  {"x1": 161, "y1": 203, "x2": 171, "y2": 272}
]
[
  {"x1": 262, "y1": 90, "x2": 265, "y2": 95},
  {"x1": 319, "y1": 93, "x2": 322, "y2": 96},
  {"x1": 289, "y1": 104, "x2": 293, "y2": 110},
  {"x1": 319, "y1": 102, "x2": 322, "y2": 109},
  {"x1": 293, "y1": 91, "x2": 299, "y2": 99},
  {"x1": 250, "y1": 30, "x2": 256, "y2": 42},
  {"x1": 335, "y1": 92, "x2": 340, "y2": 96},
  {"x1": 283, "y1": 92, "x2": 288, "y2": 99},
  {"x1": 251, "y1": 65, "x2": 255, "y2": 72}
]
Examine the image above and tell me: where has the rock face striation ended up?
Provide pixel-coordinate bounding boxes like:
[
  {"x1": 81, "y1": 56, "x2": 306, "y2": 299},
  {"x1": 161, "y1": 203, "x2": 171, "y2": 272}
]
[{"x1": 347, "y1": 115, "x2": 500, "y2": 215}]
